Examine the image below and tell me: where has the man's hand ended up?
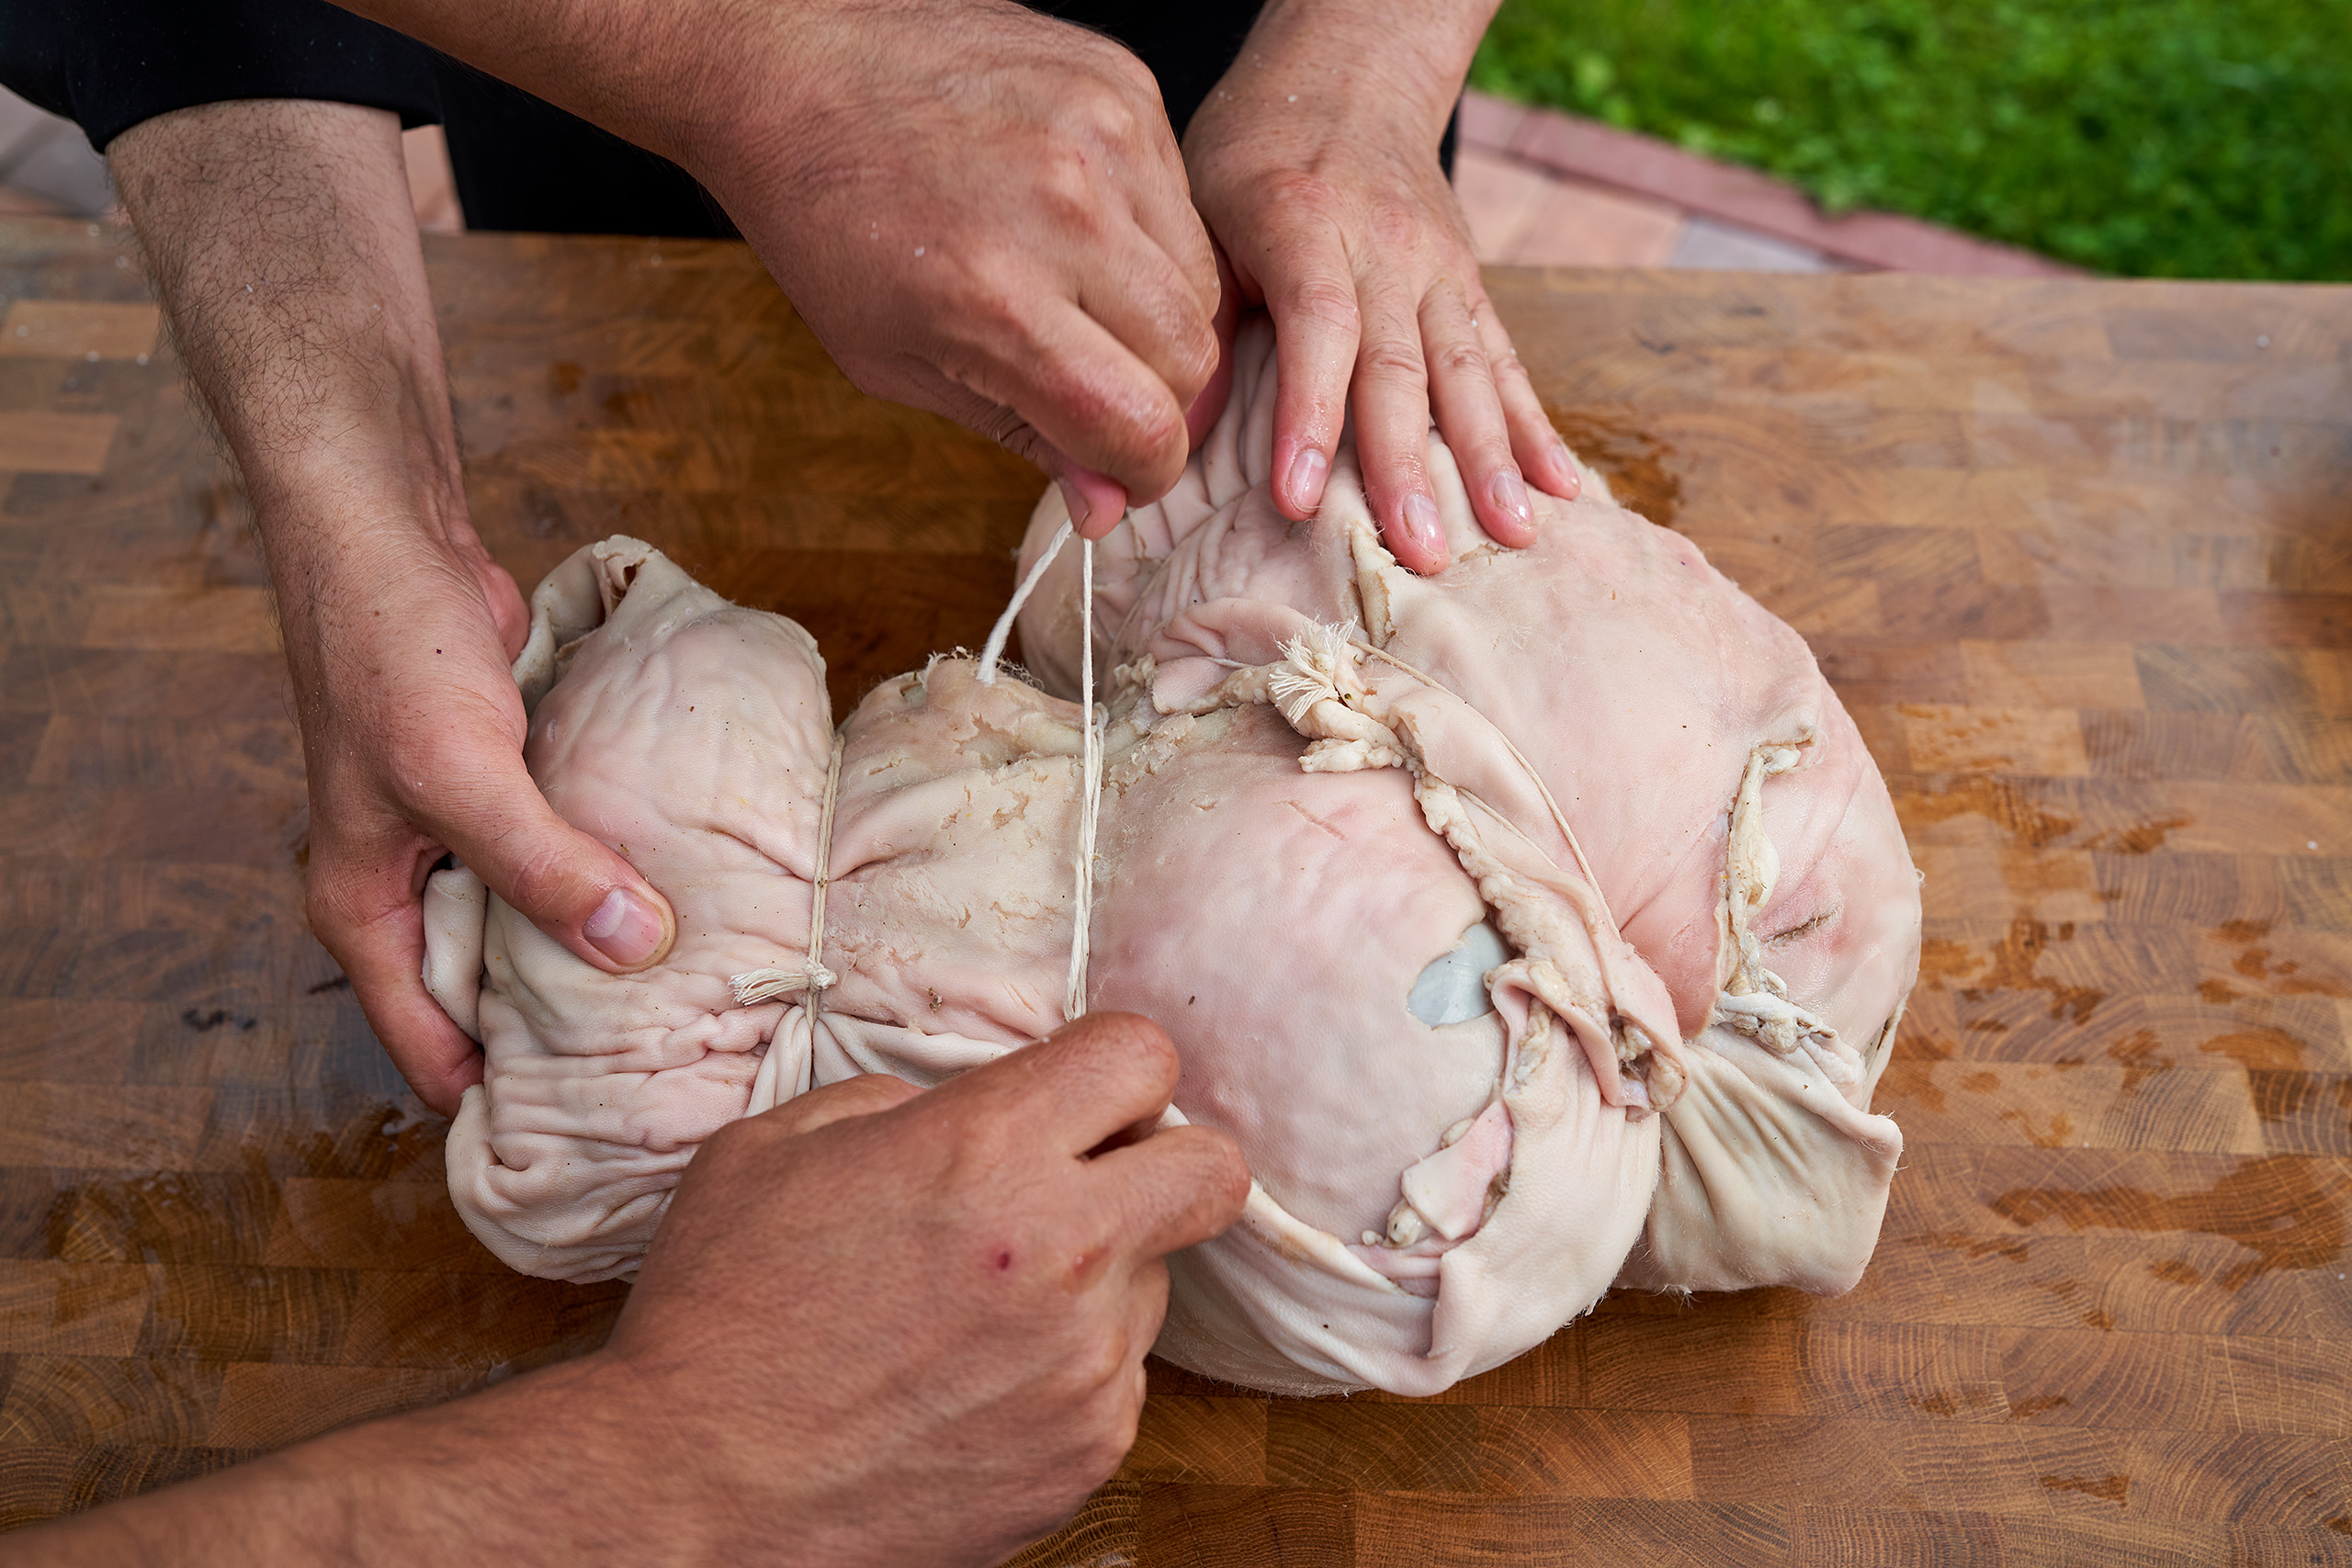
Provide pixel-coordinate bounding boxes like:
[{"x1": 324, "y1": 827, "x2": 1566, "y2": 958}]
[
  {"x1": 1185, "y1": 0, "x2": 1581, "y2": 574},
  {"x1": 342, "y1": 0, "x2": 1224, "y2": 537},
  {"x1": 707, "y1": 3, "x2": 1223, "y2": 537},
  {"x1": 610, "y1": 1014, "x2": 1251, "y2": 1562},
  {"x1": 286, "y1": 525, "x2": 675, "y2": 1114},
  {"x1": 109, "y1": 99, "x2": 675, "y2": 1114},
  {"x1": 6, "y1": 1017, "x2": 1250, "y2": 1566}
]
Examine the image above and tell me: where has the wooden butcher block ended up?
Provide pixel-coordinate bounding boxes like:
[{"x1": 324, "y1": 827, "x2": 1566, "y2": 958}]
[{"x1": 2, "y1": 216, "x2": 2347, "y2": 1564}]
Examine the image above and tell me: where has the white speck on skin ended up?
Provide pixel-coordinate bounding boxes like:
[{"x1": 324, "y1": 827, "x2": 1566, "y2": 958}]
[
  {"x1": 2310, "y1": 840, "x2": 2320, "y2": 850},
  {"x1": 135, "y1": 353, "x2": 149, "y2": 366},
  {"x1": 2256, "y1": 334, "x2": 2270, "y2": 348},
  {"x1": 1287, "y1": 94, "x2": 1297, "y2": 103},
  {"x1": 914, "y1": 245, "x2": 925, "y2": 256}
]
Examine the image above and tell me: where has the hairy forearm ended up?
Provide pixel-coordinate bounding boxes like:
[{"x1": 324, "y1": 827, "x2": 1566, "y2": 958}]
[
  {"x1": 6, "y1": 1359, "x2": 681, "y2": 1566},
  {"x1": 1215, "y1": 0, "x2": 1500, "y2": 143},
  {"x1": 330, "y1": 0, "x2": 784, "y2": 187},
  {"x1": 110, "y1": 98, "x2": 519, "y2": 714}
]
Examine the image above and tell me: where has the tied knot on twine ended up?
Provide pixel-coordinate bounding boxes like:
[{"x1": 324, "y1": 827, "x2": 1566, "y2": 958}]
[
  {"x1": 729, "y1": 731, "x2": 846, "y2": 1009},
  {"x1": 732, "y1": 513, "x2": 1108, "y2": 1029}
]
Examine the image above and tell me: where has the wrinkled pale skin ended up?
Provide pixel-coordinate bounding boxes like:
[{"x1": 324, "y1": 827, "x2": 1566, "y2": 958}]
[
  {"x1": 437, "y1": 545, "x2": 1108, "y2": 1280},
  {"x1": 431, "y1": 323, "x2": 1917, "y2": 1393},
  {"x1": 1012, "y1": 319, "x2": 1920, "y2": 1384},
  {"x1": 438, "y1": 540, "x2": 833, "y2": 1280}
]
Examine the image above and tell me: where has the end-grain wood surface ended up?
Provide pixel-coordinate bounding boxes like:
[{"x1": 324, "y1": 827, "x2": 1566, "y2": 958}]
[{"x1": 1, "y1": 218, "x2": 2346, "y2": 1564}]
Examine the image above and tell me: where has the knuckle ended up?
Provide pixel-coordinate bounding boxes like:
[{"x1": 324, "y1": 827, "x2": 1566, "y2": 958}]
[
  {"x1": 1075, "y1": 1010, "x2": 1178, "y2": 1088},
  {"x1": 1056, "y1": 79, "x2": 1144, "y2": 151},
  {"x1": 1033, "y1": 146, "x2": 1102, "y2": 225},
  {"x1": 1102, "y1": 48, "x2": 1160, "y2": 106},
  {"x1": 1061, "y1": 1326, "x2": 1134, "y2": 1404},
  {"x1": 1121, "y1": 1017, "x2": 1182, "y2": 1084},
  {"x1": 1080, "y1": 1417, "x2": 1136, "y2": 1486},
  {"x1": 1358, "y1": 339, "x2": 1428, "y2": 390},
  {"x1": 1280, "y1": 276, "x2": 1361, "y2": 335},
  {"x1": 1205, "y1": 1135, "x2": 1252, "y2": 1209},
  {"x1": 939, "y1": 1112, "x2": 1021, "y2": 1195},
  {"x1": 495, "y1": 839, "x2": 584, "y2": 921},
  {"x1": 1261, "y1": 169, "x2": 1340, "y2": 221},
  {"x1": 1432, "y1": 338, "x2": 1490, "y2": 382}
]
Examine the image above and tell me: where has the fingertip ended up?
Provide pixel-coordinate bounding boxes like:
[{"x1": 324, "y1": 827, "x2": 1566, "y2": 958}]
[
  {"x1": 1279, "y1": 445, "x2": 1329, "y2": 520},
  {"x1": 1538, "y1": 437, "x2": 1582, "y2": 501},
  {"x1": 582, "y1": 883, "x2": 673, "y2": 970},
  {"x1": 1199, "y1": 1127, "x2": 1252, "y2": 1219},
  {"x1": 1117, "y1": 1123, "x2": 1251, "y2": 1252},
  {"x1": 1394, "y1": 492, "x2": 1448, "y2": 575},
  {"x1": 1057, "y1": 463, "x2": 1131, "y2": 539},
  {"x1": 1058, "y1": 1010, "x2": 1180, "y2": 1086},
  {"x1": 1484, "y1": 468, "x2": 1538, "y2": 548}
]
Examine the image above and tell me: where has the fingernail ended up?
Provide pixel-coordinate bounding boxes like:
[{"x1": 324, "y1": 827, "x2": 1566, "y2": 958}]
[
  {"x1": 584, "y1": 887, "x2": 664, "y2": 967},
  {"x1": 1057, "y1": 478, "x2": 1093, "y2": 535},
  {"x1": 1552, "y1": 440, "x2": 1581, "y2": 498},
  {"x1": 1490, "y1": 468, "x2": 1532, "y2": 528},
  {"x1": 1403, "y1": 493, "x2": 1445, "y2": 561},
  {"x1": 1285, "y1": 446, "x2": 1328, "y2": 512}
]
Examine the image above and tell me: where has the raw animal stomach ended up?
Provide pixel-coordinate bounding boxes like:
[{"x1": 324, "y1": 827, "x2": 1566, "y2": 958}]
[{"x1": 426, "y1": 316, "x2": 1918, "y2": 1397}]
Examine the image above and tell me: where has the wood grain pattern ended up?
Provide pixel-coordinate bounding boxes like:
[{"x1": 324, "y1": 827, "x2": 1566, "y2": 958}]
[{"x1": 1, "y1": 217, "x2": 2346, "y2": 1563}]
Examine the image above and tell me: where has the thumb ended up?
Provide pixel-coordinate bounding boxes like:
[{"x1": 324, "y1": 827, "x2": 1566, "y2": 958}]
[
  {"x1": 1049, "y1": 457, "x2": 1132, "y2": 541},
  {"x1": 437, "y1": 768, "x2": 677, "y2": 974}
]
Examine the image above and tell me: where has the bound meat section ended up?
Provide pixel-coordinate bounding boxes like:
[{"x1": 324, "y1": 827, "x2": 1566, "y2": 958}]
[{"x1": 422, "y1": 321, "x2": 1920, "y2": 1394}]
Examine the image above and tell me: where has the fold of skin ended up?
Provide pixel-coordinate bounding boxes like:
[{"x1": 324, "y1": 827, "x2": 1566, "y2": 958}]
[
  {"x1": 1012, "y1": 318, "x2": 1920, "y2": 1388},
  {"x1": 427, "y1": 316, "x2": 1917, "y2": 1394},
  {"x1": 437, "y1": 540, "x2": 833, "y2": 1282}
]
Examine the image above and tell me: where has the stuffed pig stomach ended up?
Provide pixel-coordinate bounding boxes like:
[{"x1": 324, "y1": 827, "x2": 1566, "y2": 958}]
[
  {"x1": 422, "y1": 538, "x2": 1099, "y2": 1284},
  {"x1": 1003, "y1": 317, "x2": 1921, "y2": 1391},
  {"x1": 424, "y1": 537, "x2": 837, "y2": 1282}
]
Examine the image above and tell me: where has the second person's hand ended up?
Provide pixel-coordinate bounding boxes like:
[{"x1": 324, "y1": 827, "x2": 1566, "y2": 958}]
[
  {"x1": 284, "y1": 521, "x2": 679, "y2": 1115},
  {"x1": 1184, "y1": 0, "x2": 1581, "y2": 575},
  {"x1": 698, "y1": 0, "x2": 1225, "y2": 536},
  {"x1": 335, "y1": 0, "x2": 1227, "y2": 534},
  {"x1": 107, "y1": 96, "x2": 679, "y2": 1118}
]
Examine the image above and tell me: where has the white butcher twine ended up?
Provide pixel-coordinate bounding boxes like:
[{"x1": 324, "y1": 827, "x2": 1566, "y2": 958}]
[
  {"x1": 731, "y1": 519, "x2": 1104, "y2": 1023},
  {"x1": 727, "y1": 733, "x2": 844, "y2": 1010},
  {"x1": 977, "y1": 518, "x2": 1102, "y2": 1022}
]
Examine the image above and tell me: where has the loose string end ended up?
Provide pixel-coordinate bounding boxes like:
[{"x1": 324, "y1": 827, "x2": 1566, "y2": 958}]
[{"x1": 978, "y1": 518, "x2": 1074, "y2": 685}]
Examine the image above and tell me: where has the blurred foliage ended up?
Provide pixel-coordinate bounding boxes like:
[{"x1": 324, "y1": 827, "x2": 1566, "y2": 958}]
[{"x1": 1471, "y1": 0, "x2": 2352, "y2": 279}]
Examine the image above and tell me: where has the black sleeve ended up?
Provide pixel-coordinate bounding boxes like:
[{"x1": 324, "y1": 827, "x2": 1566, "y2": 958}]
[
  {"x1": 1032, "y1": 2, "x2": 1454, "y2": 174},
  {"x1": 0, "y1": 0, "x2": 441, "y2": 152}
]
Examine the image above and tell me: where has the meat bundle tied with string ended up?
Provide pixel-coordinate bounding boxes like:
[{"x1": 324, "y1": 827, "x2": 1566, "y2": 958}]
[{"x1": 420, "y1": 320, "x2": 1923, "y2": 1396}]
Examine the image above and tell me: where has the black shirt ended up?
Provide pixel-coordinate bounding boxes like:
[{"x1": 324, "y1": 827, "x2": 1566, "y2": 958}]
[{"x1": 0, "y1": 0, "x2": 1287, "y2": 237}]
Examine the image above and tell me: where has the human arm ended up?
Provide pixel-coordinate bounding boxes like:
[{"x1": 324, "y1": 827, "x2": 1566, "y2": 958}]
[
  {"x1": 108, "y1": 97, "x2": 677, "y2": 1114},
  {"x1": 331, "y1": 0, "x2": 1221, "y2": 535},
  {"x1": 6, "y1": 1014, "x2": 1250, "y2": 1566},
  {"x1": 1183, "y1": 0, "x2": 1581, "y2": 574}
]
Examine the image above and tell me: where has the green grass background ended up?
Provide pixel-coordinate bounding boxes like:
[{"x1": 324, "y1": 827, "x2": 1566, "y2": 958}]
[{"x1": 1470, "y1": 0, "x2": 2352, "y2": 279}]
